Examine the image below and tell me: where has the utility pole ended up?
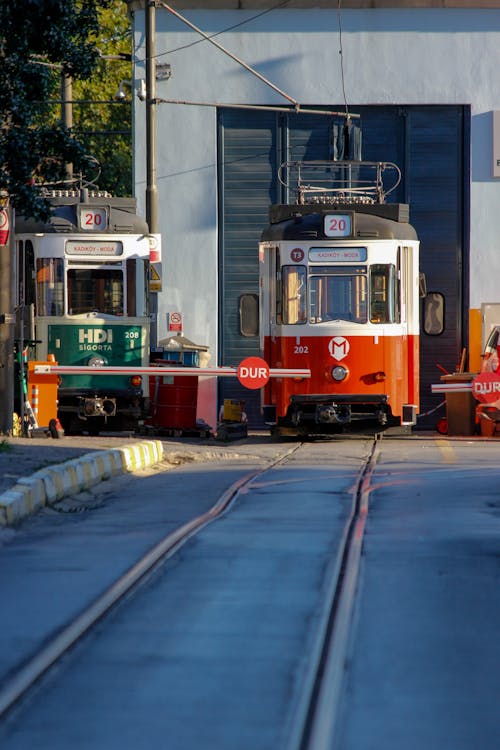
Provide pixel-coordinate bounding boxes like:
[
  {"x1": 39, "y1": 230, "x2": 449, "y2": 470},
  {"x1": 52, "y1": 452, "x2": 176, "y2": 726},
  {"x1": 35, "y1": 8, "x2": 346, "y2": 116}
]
[
  {"x1": 145, "y1": 0, "x2": 158, "y2": 347},
  {"x1": 61, "y1": 73, "x2": 73, "y2": 180},
  {"x1": 0, "y1": 204, "x2": 15, "y2": 435},
  {"x1": 146, "y1": 1, "x2": 158, "y2": 233}
]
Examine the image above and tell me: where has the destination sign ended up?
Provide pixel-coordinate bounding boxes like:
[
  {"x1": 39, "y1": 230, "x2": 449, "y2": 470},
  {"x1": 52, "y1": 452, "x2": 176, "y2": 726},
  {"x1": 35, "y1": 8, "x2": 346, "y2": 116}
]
[
  {"x1": 309, "y1": 247, "x2": 367, "y2": 262},
  {"x1": 66, "y1": 241, "x2": 123, "y2": 256}
]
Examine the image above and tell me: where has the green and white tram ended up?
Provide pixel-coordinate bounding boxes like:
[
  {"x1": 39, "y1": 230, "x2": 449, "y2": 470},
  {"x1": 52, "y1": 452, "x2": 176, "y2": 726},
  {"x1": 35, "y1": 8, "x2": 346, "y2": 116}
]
[{"x1": 15, "y1": 190, "x2": 151, "y2": 434}]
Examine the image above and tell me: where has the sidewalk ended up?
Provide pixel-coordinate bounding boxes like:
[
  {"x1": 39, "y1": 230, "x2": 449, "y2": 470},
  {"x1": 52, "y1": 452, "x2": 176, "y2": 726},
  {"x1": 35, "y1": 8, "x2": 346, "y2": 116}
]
[
  {"x1": 0, "y1": 431, "x2": 283, "y2": 527},
  {"x1": 1, "y1": 428, "x2": 489, "y2": 527},
  {"x1": 0, "y1": 435, "x2": 169, "y2": 526}
]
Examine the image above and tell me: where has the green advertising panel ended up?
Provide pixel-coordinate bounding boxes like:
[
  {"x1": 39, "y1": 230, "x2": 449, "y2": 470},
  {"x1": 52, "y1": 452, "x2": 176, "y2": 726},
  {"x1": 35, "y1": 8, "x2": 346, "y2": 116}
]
[{"x1": 48, "y1": 323, "x2": 146, "y2": 389}]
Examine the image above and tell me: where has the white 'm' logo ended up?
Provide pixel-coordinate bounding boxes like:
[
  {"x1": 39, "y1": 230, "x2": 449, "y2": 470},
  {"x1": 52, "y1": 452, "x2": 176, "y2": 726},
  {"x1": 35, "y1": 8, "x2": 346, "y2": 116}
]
[{"x1": 329, "y1": 336, "x2": 349, "y2": 361}]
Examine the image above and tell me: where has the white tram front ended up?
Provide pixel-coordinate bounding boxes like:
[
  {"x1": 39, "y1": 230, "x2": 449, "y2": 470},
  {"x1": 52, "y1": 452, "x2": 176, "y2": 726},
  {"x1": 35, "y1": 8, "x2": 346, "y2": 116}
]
[
  {"x1": 15, "y1": 190, "x2": 151, "y2": 435},
  {"x1": 259, "y1": 161, "x2": 421, "y2": 436}
]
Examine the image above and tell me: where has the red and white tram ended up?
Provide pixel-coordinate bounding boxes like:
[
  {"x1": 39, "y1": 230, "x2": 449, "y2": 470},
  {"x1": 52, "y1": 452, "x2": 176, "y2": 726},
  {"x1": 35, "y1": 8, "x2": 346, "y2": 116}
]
[{"x1": 259, "y1": 161, "x2": 421, "y2": 435}]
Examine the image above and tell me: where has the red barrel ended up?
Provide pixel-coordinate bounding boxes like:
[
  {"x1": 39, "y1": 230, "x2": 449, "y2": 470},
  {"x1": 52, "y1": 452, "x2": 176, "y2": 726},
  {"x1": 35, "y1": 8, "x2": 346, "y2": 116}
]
[{"x1": 148, "y1": 375, "x2": 198, "y2": 429}]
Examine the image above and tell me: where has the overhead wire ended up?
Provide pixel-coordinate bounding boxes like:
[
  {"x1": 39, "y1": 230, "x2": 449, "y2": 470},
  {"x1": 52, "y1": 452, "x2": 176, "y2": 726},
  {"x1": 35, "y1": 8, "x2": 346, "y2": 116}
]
[
  {"x1": 156, "y1": 0, "x2": 291, "y2": 59},
  {"x1": 338, "y1": 0, "x2": 350, "y2": 120},
  {"x1": 158, "y1": 1, "x2": 297, "y2": 106},
  {"x1": 155, "y1": 1, "x2": 359, "y2": 117}
]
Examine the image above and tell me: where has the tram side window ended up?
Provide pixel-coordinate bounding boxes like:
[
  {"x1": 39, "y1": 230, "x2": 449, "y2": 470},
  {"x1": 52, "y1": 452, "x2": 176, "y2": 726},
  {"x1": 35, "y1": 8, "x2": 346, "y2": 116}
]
[
  {"x1": 18, "y1": 240, "x2": 36, "y2": 308},
  {"x1": 370, "y1": 264, "x2": 399, "y2": 324},
  {"x1": 36, "y1": 258, "x2": 64, "y2": 316},
  {"x1": 126, "y1": 258, "x2": 136, "y2": 316},
  {"x1": 282, "y1": 265, "x2": 307, "y2": 324},
  {"x1": 126, "y1": 259, "x2": 151, "y2": 317},
  {"x1": 68, "y1": 268, "x2": 123, "y2": 315},
  {"x1": 275, "y1": 250, "x2": 282, "y2": 323}
]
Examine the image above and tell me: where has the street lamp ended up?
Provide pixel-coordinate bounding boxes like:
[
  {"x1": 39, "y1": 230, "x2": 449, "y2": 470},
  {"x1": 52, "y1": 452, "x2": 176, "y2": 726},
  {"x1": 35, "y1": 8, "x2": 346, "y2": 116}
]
[{"x1": 114, "y1": 79, "x2": 146, "y2": 102}]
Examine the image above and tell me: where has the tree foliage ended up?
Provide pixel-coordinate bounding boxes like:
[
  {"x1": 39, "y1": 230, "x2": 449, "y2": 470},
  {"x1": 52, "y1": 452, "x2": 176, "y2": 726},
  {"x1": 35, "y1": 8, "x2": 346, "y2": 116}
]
[
  {"x1": 0, "y1": 0, "x2": 132, "y2": 220},
  {"x1": 70, "y1": 0, "x2": 133, "y2": 198}
]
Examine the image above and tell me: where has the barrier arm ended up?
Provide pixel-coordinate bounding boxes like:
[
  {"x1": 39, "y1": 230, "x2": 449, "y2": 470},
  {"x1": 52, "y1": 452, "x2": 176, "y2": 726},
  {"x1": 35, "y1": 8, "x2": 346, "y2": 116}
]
[
  {"x1": 34, "y1": 365, "x2": 312, "y2": 379},
  {"x1": 431, "y1": 382, "x2": 472, "y2": 394},
  {"x1": 433, "y1": 371, "x2": 500, "y2": 403}
]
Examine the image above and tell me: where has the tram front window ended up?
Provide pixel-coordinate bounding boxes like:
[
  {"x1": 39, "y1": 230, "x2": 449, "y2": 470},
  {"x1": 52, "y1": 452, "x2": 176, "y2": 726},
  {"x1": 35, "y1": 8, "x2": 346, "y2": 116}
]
[
  {"x1": 309, "y1": 266, "x2": 367, "y2": 323},
  {"x1": 68, "y1": 268, "x2": 124, "y2": 315},
  {"x1": 281, "y1": 265, "x2": 307, "y2": 324},
  {"x1": 36, "y1": 258, "x2": 64, "y2": 316},
  {"x1": 370, "y1": 264, "x2": 399, "y2": 323}
]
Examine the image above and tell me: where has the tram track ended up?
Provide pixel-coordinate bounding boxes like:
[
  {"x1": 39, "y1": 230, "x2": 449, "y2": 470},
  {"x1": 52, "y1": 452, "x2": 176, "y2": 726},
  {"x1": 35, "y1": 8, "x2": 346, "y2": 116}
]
[
  {"x1": 0, "y1": 435, "x2": 381, "y2": 750},
  {"x1": 0, "y1": 441, "x2": 303, "y2": 721},
  {"x1": 298, "y1": 434, "x2": 380, "y2": 750}
]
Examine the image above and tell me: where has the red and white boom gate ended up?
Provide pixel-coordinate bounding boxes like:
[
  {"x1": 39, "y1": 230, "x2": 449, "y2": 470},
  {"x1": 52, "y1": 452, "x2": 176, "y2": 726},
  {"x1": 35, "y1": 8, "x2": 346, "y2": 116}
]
[
  {"x1": 33, "y1": 356, "x2": 311, "y2": 390},
  {"x1": 432, "y1": 372, "x2": 500, "y2": 403}
]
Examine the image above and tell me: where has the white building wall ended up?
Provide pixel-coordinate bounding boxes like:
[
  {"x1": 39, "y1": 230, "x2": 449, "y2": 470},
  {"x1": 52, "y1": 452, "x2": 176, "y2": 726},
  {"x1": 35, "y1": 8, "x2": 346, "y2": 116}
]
[{"x1": 133, "y1": 7, "x2": 500, "y2": 364}]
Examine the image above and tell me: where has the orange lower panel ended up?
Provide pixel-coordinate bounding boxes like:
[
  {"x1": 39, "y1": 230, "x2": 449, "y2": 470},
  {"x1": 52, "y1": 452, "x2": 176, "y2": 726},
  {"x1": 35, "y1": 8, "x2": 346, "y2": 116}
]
[{"x1": 263, "y1": 333, "x2": 419, "y2": 421}]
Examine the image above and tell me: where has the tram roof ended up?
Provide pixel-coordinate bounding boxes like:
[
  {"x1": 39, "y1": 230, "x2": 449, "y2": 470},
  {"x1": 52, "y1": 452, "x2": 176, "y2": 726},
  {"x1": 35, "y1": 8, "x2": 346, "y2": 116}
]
[
  {"x1": 15, "y1": 194, "x2": 149, "y2": 235},
  {"x1": 261, "y1": 202, "x2": 418, "y2": 242}
]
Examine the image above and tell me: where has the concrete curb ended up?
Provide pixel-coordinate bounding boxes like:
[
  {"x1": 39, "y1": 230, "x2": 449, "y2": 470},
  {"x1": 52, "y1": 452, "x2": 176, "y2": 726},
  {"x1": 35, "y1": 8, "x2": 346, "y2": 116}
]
[{"x1": 0, "y1": 440, "x2": 164, "y2": 527}]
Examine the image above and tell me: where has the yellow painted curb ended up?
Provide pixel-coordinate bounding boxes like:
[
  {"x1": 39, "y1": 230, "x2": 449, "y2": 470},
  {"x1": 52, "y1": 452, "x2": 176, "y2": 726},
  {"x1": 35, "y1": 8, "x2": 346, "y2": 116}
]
[{"x1": 0, "y1": 440, "x2": 164, "y2": 527}]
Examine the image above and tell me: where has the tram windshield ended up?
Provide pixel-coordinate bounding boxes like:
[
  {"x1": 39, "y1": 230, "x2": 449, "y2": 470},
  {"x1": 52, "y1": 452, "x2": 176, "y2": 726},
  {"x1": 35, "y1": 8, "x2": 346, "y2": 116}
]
[
  {"x1": 309, "y1": 266, "x2": 368, "y2": 323},
  {"x1": 280, "y1": 263, "x2": 400, "y2": 325},
  {"x1": 35, "y1": 257, "x2": 150, "y2": 317},
  {"x1": 67, "y1": 267, "x2": 124, "y2": 315}
]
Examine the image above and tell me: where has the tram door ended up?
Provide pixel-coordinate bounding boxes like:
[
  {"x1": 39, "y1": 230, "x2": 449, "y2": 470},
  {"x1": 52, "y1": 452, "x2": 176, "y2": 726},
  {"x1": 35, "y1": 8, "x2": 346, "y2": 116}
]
[{"x1": 16, "y1": 239, "x2": 36, "y2": 338}]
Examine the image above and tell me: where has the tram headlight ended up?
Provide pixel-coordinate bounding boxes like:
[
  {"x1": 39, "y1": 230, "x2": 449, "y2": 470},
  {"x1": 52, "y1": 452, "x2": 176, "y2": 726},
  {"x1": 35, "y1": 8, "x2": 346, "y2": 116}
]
[
  {"x1": 130, "y1": 375, "x2": 142, "y2": 388},
  {"x1": 88, "y1": 355, "x2": 107, "y2": 368},
  {"x1": 332, "y1": 365, "x2": 349, "y2": 382},
  {"x1": 374, "y1": 371, "x2": 386, "y2": 382}
]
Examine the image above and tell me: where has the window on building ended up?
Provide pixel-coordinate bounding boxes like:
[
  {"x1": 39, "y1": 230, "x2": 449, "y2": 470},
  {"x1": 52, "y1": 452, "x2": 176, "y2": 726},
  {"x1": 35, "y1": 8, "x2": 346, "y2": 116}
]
[
  {"x1": 239, "y1": 293, "x2": 259, "y2": 336},
  {"x1": 423, "y1": 292, "x2": 445, "y2": 335}
]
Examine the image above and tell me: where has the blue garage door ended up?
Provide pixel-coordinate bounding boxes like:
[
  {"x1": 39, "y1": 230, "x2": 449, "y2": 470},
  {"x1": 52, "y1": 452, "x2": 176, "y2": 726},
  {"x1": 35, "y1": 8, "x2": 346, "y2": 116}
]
[{"x1": 218, "y1": 105, "x2": 469, "y2": 428}]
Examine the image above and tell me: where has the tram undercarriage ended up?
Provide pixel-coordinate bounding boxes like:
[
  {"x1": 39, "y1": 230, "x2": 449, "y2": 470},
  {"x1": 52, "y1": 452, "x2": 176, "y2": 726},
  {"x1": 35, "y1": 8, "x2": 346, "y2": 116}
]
[
  {"x1": 57, "y1": 388, "x2": 148, "y2": 435},
  {"x1": 289, "y1": 393, "x2": 390, "y2": 426}
]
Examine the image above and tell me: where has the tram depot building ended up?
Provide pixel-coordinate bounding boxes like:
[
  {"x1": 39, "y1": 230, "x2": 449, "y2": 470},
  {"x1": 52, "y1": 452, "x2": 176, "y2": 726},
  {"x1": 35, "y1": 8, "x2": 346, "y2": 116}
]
[{"x1": 128, "y1": 0, "x2": 500, "y2": 428}]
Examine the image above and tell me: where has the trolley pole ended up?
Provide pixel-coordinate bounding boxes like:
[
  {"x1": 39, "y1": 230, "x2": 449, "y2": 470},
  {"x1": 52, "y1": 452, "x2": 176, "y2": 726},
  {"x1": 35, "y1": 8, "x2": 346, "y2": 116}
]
[
  {"x1": 146, "y1": 0, "x2": 158, "y2": 349},
  {"x1": 0, "y1": 205, "x2": 15, "y2": 435}
]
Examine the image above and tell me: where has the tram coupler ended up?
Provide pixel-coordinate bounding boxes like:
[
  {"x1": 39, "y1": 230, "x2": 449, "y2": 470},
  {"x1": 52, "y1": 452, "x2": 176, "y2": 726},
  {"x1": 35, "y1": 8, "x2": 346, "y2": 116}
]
[
  {"x1": 315, "y1": 403, "x2": 351, "y2": 425},
  {"x1": 375, "y1": 408, "x2": 388, "y2": 426},
  {"x1": 78, "y1": 396, "x2": 117, "y2": 419}
]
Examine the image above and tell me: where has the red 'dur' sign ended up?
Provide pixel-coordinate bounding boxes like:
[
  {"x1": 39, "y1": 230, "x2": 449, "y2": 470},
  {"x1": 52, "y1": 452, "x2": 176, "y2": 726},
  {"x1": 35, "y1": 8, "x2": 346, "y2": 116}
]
[
  {"x1": 472, "y1": 371, "x2": 500, "y2": 404},
  {"x1": 237, "y1": 356, "x2": 270, "y2": 389},
  {"x1": 0, "y1": 209, "x2": 10, "y2": 246}
]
